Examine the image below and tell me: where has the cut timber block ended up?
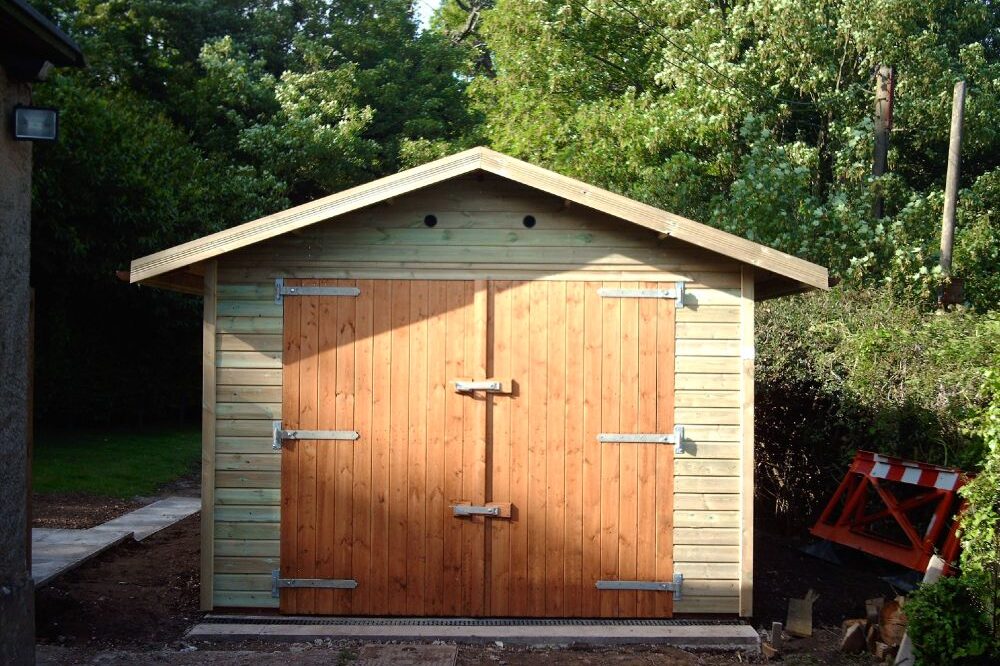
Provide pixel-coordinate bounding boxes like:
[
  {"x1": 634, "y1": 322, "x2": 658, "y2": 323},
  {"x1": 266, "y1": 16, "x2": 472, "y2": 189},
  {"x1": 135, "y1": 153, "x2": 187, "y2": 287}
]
[
  {"x1": 875, "y1": 641, "x2": 897, "y2": 662},
  {"x1": 770, "y1": 621, "x2": 783, "y2": 650},
  {"x1": 840, "y1": 624, "x2": 866, "y2": 653},
  {"x1": 880, "y1": 598, "x2": 907, "y2": 647},
  {"x1": 786, "y1": 589, "x2": 819, "y2": 638},
  {"x1": 866, "y1": 597, "x2": 885, "y2": 625}
]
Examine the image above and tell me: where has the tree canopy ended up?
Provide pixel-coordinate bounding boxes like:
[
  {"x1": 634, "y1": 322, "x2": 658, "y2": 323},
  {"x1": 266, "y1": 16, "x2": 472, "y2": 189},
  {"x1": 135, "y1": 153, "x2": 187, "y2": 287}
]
[{"x1": 27, "y1": 0, "x2": 1000, "y2": 424}]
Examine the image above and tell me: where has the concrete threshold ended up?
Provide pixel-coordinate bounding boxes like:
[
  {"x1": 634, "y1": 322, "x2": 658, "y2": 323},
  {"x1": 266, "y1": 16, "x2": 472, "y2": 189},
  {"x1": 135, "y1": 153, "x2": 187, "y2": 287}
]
[{"x1": 187, "y1": 616, "x2": 760, "y2": 653}]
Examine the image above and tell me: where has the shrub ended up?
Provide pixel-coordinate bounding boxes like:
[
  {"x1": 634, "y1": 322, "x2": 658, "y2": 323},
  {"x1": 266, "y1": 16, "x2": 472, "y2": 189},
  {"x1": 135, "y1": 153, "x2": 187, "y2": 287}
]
[
  {"x1": 906, "y1": 576, "x2": 994, "y2": 665},
  {"x1": 957, "y1": 370, "x2": 1000, "y2": 645},
  {"x1": 755, "y1": 287, "x2": 1000, "y2": 527}
]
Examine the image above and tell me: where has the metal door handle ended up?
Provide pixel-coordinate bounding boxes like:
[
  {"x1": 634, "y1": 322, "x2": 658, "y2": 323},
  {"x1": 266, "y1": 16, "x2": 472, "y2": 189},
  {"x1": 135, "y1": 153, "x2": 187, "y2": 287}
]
[{"x1": 453, "y1": 378, "x2": 512, "y2": 394}]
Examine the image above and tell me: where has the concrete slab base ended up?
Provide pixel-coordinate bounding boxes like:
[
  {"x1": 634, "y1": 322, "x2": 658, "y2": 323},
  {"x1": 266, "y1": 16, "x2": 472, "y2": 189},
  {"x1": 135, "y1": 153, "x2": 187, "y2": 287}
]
[
  {"x1": 31, "y1": 529, "x2": 133, "y2": 586},
  {"x1": 89, "y1": 496, "x2": 201, "y2": 541},
  {"x1": 186, "y1": 617, "x2": 760, "y2": 653},
  {"x1": 32, "y1": 495, "x2": 201, "y2": 587}
]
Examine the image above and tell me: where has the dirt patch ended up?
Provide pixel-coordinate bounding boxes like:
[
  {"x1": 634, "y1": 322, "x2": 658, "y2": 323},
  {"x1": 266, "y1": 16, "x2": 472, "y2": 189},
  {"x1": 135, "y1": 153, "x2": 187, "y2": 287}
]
[
  {"x1": 32, "y1": 493, "x2": 146, "y2": 529},
  {"x1": 35, "y1": 513, "x2": 200, "y2": 649},
  {"x1": 34, "y1": 512, "x2": 893, "y2": 664}
]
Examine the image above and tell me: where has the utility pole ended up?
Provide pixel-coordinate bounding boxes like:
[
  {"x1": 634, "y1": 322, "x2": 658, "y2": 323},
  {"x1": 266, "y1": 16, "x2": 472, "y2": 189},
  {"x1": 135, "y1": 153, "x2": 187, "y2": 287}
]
[
  {"x1": 939, "y1": 80, "x2": 966, "y2": 277},
  {"x1": 872, "y1": 65, "x2": 894, "y2": 220}
]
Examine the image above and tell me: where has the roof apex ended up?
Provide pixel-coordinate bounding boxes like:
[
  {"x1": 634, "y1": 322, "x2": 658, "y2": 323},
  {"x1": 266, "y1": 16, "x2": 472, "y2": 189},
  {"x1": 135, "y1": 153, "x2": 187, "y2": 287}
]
[{"x1": 130, "y1": 146, "x2": 828, "y2": 292}]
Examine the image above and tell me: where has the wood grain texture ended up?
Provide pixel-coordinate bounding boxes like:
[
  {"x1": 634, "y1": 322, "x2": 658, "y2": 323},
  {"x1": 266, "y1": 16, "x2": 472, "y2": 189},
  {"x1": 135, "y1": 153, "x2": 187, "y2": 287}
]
[
  {"x1": 739, "y1": 266, "x2": 755, "y2": 617},
  {"x1": 200, "y1": 261, "x2": 218, "y2": 610},
  {"x1": 214, "y1": 271, "x2": 748, "y2": 616}
]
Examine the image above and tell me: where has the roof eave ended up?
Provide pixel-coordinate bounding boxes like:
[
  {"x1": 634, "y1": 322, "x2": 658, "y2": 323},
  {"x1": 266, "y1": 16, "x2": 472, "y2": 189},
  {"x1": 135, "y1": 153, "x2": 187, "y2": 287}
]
[{"x1": 0, "y1": 0, "x2": 85, "y2": 70}]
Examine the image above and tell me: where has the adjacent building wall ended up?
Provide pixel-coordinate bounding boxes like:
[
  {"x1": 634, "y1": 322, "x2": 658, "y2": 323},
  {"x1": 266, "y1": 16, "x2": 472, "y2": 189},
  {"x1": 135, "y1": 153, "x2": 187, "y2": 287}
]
[
  {"x1": 0, "y1": 64, "x2": 36, "y2": 664},
  {"x1": 204, "y1": 174, "x2": 750, "y2": 614}
]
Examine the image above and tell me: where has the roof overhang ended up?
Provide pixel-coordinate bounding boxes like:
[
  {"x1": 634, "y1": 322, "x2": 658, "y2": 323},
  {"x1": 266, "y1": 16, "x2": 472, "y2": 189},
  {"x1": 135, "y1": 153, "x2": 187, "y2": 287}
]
[
  {"x1": 129, "y1": 147, "x2": 829, "y2": 298},
  {"x1": 0, "y1": 0, "x2": 85, "y2": 80}
]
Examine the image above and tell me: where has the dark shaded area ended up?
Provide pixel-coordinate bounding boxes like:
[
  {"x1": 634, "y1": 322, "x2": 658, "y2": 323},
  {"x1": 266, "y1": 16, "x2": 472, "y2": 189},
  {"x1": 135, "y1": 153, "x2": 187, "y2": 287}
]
[
  {"x1": 754, "y1": 374, "x2": 969, "y2": 532},
  {"x1": 34, "y1": 514, "x2": 200, "y2": 648},
  {"x1": 32, "y1": 281, "x2": 202, "y2": 426},
  {"x1": 753, "y1": 525, "x2": 901, "y2": 627}
]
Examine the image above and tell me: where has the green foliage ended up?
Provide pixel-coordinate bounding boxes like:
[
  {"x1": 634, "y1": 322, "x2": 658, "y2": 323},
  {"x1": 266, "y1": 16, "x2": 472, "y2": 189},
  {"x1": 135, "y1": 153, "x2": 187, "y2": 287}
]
[
  {"x1": 464, "y1": 0, "x2": 1000, "y2": 310},
  {"x1": 29, "y1": 0, "x2": 477, "y2": 425},
  {"x1": 755, "y1": 287, "x2": 1000, "y2": 523},
  {"x1": 33, "y1": 428, "x2": 200, "y2": 497},
  {"x1": 957, "y1": 370, "x2": 1000, "y2": 644},
  {"x1": 905, "y1": 576, "x2": 995, "y2": 665}
]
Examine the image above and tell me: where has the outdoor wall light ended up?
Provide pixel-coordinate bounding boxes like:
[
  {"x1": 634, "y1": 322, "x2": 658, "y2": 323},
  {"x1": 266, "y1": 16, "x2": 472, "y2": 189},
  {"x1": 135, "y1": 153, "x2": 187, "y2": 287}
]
[{"x1": 12, "y1": 105, "x2": 58, "y2": 141}]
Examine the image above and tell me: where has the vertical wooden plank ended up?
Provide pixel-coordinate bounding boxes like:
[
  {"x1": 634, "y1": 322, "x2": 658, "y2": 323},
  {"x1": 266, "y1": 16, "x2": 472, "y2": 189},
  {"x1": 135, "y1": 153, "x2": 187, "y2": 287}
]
[
  {"x1": 388, "y1": 280, "x2": 410, "y2": 614},
  {"x1": 442, "y1": 281, "x2": 467, "y2": 615},
  {"x1": 581, "y1": 283, "x2": 603, "y2": 616},
  {"x1": 352, "y1": 279, "x2": 374, "y2": 614},
  {"x1": 545, "y1": 281, "x2": 566, "y2": 616},
  {"x1": 315, "y1": 282, "x2": 339, "y2": 613},
  {"x1": 406, "y1": 281, "x2": 429, "y2": 614},
  {"x1": 654, "y1": 294, "x2": 676, "y2": 618},
  {"x1": 563, "y1": 282, "x2": 585, "y2": 616},
  {"x1": 462, "y1": 280, "x2": 488, "y2": 615},
  {"x1": 297, "y1": 280, "x2": 320, "y2": 613},
  {"x1": 489, "y1": 281, "x2": 512, "y2": 616},
  {"x1": 369, "y1": 280, "x2": 393, "y2": 614},
  {"x1": 599, "y1": 281, "x2": 620, "y2": 617},
  {"x1": 508, "y1": 281, "x2": 531, "y2": 616},
  {"x1": 740, "y1": 268, "x2": 755, "y2": 617},
  {"x1": 424, "y1": 280, "x2": 448, "y2": 615},
  {"x1": 333, "y1": 281, "x2": 356, "y2": 612},
  {"x1": 280, "y1": 279, "x2": 301, "y2": 614},
  {"x1": 526, "y1": 281, "x2": 548, "y2": 616},
  {"x1": 618, "y1": 282, "x2": 639, "y2": 617},
  {"x1": 200, "y1": 261, "x2": 217, "y2": 611},
  {"x1": 636, "y1": 283, "x2": 658, "y2": 617}
]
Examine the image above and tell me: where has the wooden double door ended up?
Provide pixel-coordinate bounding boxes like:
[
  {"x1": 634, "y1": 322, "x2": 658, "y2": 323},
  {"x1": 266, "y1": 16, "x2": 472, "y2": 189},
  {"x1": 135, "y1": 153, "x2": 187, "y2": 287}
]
[{"x1": 278, "y1": 278, "x2": 677, "y2": 617}]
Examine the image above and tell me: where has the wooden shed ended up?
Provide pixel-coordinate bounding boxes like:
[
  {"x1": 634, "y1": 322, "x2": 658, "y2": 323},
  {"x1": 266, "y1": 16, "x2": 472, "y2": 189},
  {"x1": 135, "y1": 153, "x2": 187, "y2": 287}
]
[{"x1": 130, "y1": 147, "x2": 828, "y2": 618}]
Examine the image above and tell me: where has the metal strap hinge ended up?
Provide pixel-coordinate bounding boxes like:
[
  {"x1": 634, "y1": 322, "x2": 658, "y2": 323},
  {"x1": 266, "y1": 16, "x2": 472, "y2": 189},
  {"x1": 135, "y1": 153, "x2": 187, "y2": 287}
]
[
  {"x1": 272, "y1": 421, "x2": 360, "y2": 450},
  {"x1": 598, "y1": 425, "x2": 686, "y2": 454},
  {"x1": 275, "y1": 278, "x2": 361, "y2": 304},
  {"x1": 595, "y1": 574, "x2": 683, "y2": 599},
  {"x1": 597, "y1": 282, "x2": 685, "y2": 308},
  {"x1": 271, "y1": 570, "x2": 357, "y2": 597}
]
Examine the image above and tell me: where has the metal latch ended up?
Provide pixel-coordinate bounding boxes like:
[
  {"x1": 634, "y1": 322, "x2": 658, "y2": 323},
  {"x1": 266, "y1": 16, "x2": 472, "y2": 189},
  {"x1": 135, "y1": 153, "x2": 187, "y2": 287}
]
[
  {"x1": 598, "y1": 425, "x2": 686, "y2": 454},
  {"x1": 452, "y1": 502, "x2": 512, "y2": 518},
  {"x1": 275, "y1": 278, "x2": 361, "y2": 304},
  {"x1": 597, "y1": 282, "x2": 685, "y2": 308},
  {"x1": 271, "y1": 570, "x2": 357, "y2": 597},
  {"x1": 453, "y1": 378, "x2": 511, "y2": 394},
  {"x1": 595, "y1": 574, "x2": 684, "y2": 599},
  {"x1": 272, "y1": 421, "x2": 360, "y2": 450}
]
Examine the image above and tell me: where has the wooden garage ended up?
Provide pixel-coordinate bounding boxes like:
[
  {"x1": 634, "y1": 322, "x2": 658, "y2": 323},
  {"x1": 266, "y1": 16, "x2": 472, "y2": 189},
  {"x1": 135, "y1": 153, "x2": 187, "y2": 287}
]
[{"x1": 129, "y1": 147, "x2": 828, "y2": 618}]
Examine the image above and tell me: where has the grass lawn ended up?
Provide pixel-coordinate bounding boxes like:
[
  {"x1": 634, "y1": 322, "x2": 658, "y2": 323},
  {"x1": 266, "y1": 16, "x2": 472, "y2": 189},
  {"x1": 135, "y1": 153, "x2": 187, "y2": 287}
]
[{"x1": 33, "y1": 427, "x2": 200, "y2": 498}]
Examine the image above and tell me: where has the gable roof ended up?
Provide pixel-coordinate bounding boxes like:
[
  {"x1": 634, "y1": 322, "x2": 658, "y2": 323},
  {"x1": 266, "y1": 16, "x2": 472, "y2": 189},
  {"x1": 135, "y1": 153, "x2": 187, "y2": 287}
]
[{"x1": 129, "y1": 146, "x2": 829, "y2": 295}]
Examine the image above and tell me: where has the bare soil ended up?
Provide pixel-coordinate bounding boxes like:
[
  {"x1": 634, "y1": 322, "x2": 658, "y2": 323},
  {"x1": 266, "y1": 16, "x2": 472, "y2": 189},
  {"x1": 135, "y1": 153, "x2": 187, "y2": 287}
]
[
  {"x1": 32, "y1": 493, "x2": 146, "y2": 529},
  {"x1": 34, "y1": 508, "x2": 898, "y2": 664}
]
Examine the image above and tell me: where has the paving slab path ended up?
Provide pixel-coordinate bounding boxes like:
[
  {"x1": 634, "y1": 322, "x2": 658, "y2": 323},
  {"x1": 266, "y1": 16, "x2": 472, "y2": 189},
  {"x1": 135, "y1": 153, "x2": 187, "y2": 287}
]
[{"x1": 32, "y1": 496, "x2": 200, "y2": 587}]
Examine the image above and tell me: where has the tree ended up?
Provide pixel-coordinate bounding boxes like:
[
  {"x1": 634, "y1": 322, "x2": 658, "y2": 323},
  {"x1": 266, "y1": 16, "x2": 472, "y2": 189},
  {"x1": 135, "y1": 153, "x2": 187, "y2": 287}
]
[{"x1": 464, "y1": 0, "x2": 1000, "y2": 308}]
